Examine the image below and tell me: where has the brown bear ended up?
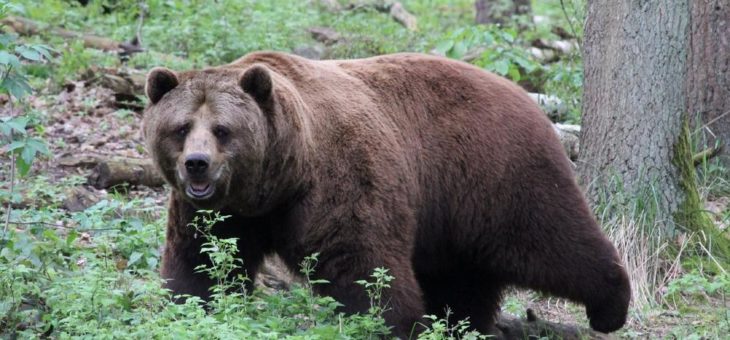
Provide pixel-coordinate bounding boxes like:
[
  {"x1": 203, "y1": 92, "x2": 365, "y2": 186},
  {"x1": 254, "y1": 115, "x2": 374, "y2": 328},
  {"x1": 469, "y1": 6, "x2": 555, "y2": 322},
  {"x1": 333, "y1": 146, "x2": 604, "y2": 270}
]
[{"x1": 142, "y1": 51, "x2": 631, "y2": 338}]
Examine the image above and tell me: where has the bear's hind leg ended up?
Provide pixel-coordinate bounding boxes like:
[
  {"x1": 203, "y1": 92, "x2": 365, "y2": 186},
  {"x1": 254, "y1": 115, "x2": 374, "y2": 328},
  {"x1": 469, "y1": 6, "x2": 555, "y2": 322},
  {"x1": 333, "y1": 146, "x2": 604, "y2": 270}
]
[
  {"x1": 418, "y1": 270, "x2": 504, "y2": 336},
  {"x1": 499, "y1": 180, "x2": 632, "y2": 333}
]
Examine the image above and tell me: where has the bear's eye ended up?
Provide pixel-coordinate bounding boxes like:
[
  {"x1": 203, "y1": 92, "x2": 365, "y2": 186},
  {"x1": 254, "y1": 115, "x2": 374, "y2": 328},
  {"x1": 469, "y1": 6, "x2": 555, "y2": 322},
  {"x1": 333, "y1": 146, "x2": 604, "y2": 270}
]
[
  {"x1": 175, "y1": 124, "x2": 190, "y2": 138},
  {"x1": 213, "y1": 125, "x2": 230, "y2": 140}
]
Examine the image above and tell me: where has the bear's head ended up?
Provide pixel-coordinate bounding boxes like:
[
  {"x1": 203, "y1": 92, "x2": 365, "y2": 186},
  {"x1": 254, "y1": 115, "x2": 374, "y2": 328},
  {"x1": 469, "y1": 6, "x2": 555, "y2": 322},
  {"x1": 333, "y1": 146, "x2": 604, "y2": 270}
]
[{"x1": 142, "y1": 64, "x2": 311, "y2": 215}]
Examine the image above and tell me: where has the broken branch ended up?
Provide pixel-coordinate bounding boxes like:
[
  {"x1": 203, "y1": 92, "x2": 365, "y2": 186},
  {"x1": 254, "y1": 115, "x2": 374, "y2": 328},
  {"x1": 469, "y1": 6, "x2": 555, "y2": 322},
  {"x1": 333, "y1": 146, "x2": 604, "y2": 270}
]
[
  {"x1": 87, "y1": 158, "x2": 164, "y2": 189},
  {"x1": 2, "y1": 16, "x2": 143, "y2": 55}
]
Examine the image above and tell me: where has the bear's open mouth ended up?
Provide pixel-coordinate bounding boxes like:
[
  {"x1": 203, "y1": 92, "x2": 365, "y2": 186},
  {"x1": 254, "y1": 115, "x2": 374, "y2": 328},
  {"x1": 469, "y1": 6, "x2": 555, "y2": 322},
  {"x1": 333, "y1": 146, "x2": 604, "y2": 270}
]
[{"x1": 186, "y1": 182, "x2": 214, "y2": 199}]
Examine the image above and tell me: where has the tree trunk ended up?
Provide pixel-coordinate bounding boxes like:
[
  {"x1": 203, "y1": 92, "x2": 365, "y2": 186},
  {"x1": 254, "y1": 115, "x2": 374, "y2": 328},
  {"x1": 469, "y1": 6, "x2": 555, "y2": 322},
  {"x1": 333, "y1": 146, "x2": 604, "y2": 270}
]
[
  {"x1": 580, "y1": 0, "x2": 690, "y2": 229},
  {"x1": 513, "y1": 0, "x2": 531, "y2": 16},
  {"x1": 687, "y1": 1, "x2": 730, "y2": 166},
  {"x1": 475, "y1": 0, "x2": 531, "y2": 25},
  {"x1": 579, "y1": 0, "x2": 728, "y2": 256}
]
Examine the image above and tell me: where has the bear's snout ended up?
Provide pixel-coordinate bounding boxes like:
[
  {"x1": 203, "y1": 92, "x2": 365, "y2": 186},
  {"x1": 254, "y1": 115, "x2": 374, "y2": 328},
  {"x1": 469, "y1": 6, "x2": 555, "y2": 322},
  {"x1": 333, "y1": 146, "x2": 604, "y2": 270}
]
[
  {"x1": 180, "y1": 152, "x2": 219, "y2": 201},
  {"x1": 184, "y1": 153, "x2": 210, "y2": 178}
]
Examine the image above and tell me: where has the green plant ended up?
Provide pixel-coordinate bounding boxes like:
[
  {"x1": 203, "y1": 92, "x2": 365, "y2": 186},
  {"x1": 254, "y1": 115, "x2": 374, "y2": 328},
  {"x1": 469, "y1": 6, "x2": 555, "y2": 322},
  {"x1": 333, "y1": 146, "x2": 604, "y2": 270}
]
[
  {"x1": 54, "y1": 40, "x2": 101, "y2": 83},
  {"x1": 348, "y1": 267, "x2": 393, "y2": 338},
  {"x1": 1, "y1": 116, "x2": 50, "y2": 177},
  {"x1": 356, "y1": 267, "x2": 394, "y2": 317},
  {"x1": 418, "y1": 308, "x2": 487, "y2": 340},
  {"x1": 434, "y1": 26, "x2": 541, "y2": 82},
  {"x1": 0, "y1": 1, "x2": 52, "y2": 177},
  {"x1": 188, "y1": 210, "x2": 250, "y2": 316},
  {"x1": 501, "y1": 295, "x2": 526, "y2": 316},
  {"x1": 664, "y1": 270, "x2": 729, "y2": 307},
  {"x1": 0, "y1": 0, "x2": 53, "y2": 240}
]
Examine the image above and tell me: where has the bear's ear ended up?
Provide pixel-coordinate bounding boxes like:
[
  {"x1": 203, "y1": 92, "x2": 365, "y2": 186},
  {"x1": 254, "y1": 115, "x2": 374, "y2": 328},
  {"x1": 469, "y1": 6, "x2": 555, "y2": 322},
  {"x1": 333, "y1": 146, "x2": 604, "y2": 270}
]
[
  {"x1": 239, "y1": 64, "x2": 273, "y2": 104},
  {"x1": 146, "y1": 67, "x2": 179, "y2": 104}
]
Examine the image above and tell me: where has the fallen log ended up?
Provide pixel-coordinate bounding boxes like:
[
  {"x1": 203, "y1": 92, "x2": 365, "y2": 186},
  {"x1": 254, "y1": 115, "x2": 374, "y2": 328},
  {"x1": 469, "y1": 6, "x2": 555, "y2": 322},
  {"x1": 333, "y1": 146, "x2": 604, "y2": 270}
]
[
  {"x1": 87, "y1": 158, "x2": 164, "y2": 189},
  {"x1": 57, "y1": 154, "x2": 164, "y2": 189},
  {"x1": 388, "y1": 2, "x2": 417, "y2": 30},
  {"x1": 532, "y1": 38, "x2": 578, "y2": 56},
  {"x1": 1, "y1": 16, "x2": 143, "y2": 55},
  {"x1": 96, "y1": 71, "x2": 147, "y2": 110},
  {"x1": 317, "y1": 0, "x2": 342, "y2": 12},
  {"x1": 475, "y1": 0, "x2": 531, "y2": 25},
  {"x1": 98, "y1": 72, "x2": 145, "y2": 98},
  {"x1": 58, "y1": 153, "x2": 140, "y2": 168},
  {"x1": 553, "y1": 123, "x2": 581, "y2": 161},
  {"x1": 346, "y1": 1, "x2": 417, "y2": 30},
  {"x1": 529, "y1": 93, "x2": 569, "y2": 121},
  {"x1": 307, "y1": 27, "x2": 342, "y2": 45}
]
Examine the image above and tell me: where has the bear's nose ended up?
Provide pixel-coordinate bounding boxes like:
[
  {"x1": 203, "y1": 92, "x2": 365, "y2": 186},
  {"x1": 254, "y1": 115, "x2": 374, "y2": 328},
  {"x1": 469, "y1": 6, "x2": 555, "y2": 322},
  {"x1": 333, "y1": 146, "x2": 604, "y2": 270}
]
[{"x1": 184, "y1": 153, "x2": 210, "y2": 176}]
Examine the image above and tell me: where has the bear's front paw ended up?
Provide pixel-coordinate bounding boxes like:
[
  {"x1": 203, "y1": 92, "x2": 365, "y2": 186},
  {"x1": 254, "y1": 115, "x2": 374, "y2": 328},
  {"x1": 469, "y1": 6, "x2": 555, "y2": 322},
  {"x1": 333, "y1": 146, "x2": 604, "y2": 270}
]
[{"x1": 586, "y1": 301, "x2": 628, "y2": 333}]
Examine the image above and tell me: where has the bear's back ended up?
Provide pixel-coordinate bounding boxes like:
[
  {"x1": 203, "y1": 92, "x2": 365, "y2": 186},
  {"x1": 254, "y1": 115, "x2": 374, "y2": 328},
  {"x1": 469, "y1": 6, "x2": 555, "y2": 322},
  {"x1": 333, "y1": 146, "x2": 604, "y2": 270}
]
[{"x1": 234, "y1": 52, "x2": 570, "y2": 229}]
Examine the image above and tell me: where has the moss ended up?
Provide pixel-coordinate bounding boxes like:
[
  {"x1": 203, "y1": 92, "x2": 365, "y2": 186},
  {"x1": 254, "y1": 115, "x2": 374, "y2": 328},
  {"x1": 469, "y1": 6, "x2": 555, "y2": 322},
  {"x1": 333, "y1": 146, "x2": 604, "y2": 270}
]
[{"x1": 672, "y1": 115, "x2": 730, "y2": 260}]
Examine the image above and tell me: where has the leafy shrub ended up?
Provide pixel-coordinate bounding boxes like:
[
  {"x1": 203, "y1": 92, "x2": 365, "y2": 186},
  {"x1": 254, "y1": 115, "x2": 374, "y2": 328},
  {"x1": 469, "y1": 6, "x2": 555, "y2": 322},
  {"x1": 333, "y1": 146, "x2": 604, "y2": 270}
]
[
  {"x1": 0, "y1": 1, "x2": 52, "y2": 177},
  {"x1": 433, "y1": 26, "x2": 541, "y2": 82}
]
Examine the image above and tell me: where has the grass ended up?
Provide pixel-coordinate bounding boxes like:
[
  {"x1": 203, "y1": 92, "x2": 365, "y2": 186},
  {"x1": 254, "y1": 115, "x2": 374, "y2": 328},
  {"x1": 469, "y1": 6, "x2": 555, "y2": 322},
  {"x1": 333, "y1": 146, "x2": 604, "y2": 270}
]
[{"x1": 10, "y1": 0, "x2": 583, "y2": 113}]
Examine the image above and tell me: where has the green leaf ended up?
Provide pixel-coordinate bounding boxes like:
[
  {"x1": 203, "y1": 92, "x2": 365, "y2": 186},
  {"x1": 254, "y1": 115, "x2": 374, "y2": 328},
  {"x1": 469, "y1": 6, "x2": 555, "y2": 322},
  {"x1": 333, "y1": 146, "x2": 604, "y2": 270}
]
[
  {"x1": 0, "y1": 51, "x2": 19, "y2": 67},
  {"x1": 0, "y1": 33, "x2": 16, "y2": 47},
  {"x1": 492, "y1": 59, "x2": 510, "y2": 76},
  {"x1": 512, "y1": 55, "x2": 536, "y2": 73},
  {"x1": 482, "y1": 31, "x2": 495, "y2": 46},
  {"x1": 5, "y1": 140, "x2": 25, "y2": 152},
  {"x1": 449, "y1": 41, "x2": 467, "y2": 59},
  {"x1": 0, "y1": 301, "x2": 11, "y2": 317},
  {"x1": 20, "y1": 142, "x2": 36, "y2": 165},
  {"x1": 66, "y1": 230, "x2": 79, "y2": 247},
  {"x1": 498, "y1": 29, "x2": 516, "y2": 43},
  {"x1": 508, "y1": 65, "x2": 521, "y2": 81},
  {"x1": 6, "y1": 116, "x2": 28, "y2": 134},
  {"x1": 31, "y1": 44, "x2": 54, "y2": 61},
  {"x1": 26, "y1": 138, "x2": 50, "y2": 155},
  {"x1": 2, "y1": 73, "x2": 32, "y2": 99},
  {"x1": 15, "y1": 45, "x2": 42, "y2": 61},
  {"x1": 434, "y1": 40, "x2": 453, "y2": 55},
  {"x1": 42, "y1": 228, "x2": 60, "y2": 242},
  {"x1": 128, "y1": 252, "x2": 143, "y2": 266},
  {"x1": 15, "y1": 155, "x2": 30, "y2": 176}
]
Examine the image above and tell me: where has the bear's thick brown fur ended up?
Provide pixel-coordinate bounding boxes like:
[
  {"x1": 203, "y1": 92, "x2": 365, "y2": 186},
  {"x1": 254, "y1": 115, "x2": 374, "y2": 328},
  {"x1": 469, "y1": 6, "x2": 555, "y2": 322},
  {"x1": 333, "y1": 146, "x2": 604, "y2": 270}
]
[{"x1": 143, "y1": 52, "x2": 631, "y2": 338}]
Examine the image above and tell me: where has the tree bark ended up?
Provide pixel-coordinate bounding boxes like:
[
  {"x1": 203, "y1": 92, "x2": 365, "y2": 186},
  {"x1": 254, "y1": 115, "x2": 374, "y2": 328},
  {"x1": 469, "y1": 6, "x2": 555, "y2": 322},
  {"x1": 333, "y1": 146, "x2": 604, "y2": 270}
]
[
  {"x1": 475, "y1": 0, "x2": 531, "y2": 25},
  {"x1": 580, "y1": 1, "x2": 690, "y2": 225},
  {"x1": 687, "y1": 1, "x2": 730, "y2": 166},
  {"x1": 579, "y1": 0, "x2": 727, "y2": 256}
]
